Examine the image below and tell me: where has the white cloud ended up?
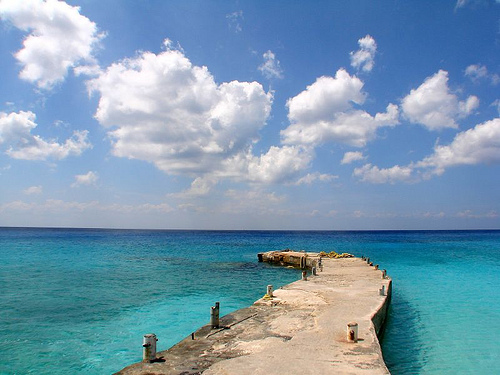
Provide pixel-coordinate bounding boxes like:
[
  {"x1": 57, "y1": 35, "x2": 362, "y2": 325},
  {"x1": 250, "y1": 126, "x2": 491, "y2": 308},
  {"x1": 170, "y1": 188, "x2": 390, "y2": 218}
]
[
  {"x1": 23, "y1": 185, "x2": 42, "y2": 195},
  {"x1": 0, "y1": 0, "x2": 103, "y2": 89},
  {"x1": 455, "y1": 0, "x2": 492, "y2": 10},
  {"x1": 350, "y1": 35, "x2": 377, "y2": 73},
  {"x1": 294, "y1": 172, "x2": 338, "y2": 185},
  {"x1": 401, "y1": 70, "x2": 479, "y2": 130},
  {"x1": 245, "y1": 145, "x2": 314, "y2": 183},
  {"x1": 282, "y1": 69, "x2": 399, "y2": 147},
  {"x1": 354, "y1": 117, "x2": 500, "y2": 183},
  {"x1": 465, "y1": 64, "x2": 500, "y2": 85},
  {"x1": 226, "y1": 10, "x2": 243, "y2": 33},
  {"x1": 222, "y1": 189, "x2": 287, "y2": 215},
  {"x1": 71, "y1": 171, "x2": 98, "y2": 187},
  {"x1": 0, "y1": 199, "x2": 173, "y2": 214},
  {"x1": 170, "y1": 176, "x2": 218, "y2": 198},
  {"x1": 89, "y1": 41, "x2": 273, "y2": 180},
  {"x1": 492, "y1": 99, "x2": 500, "y2": 115},
  {"x1": 456, "y1": 210, "x2": 498, "y2": 219},
  {"x1": 417, "y1": 117, "x2": 500, "y2": 175},
  {"x1": 341, "y1": 151, "x2": 367, "y2": 164},
  {"x1": 353, "y1": 163, "x2": 414, "y2": 184},
  {"x1": 286, "y1": 69, "x2": 365, "y2": 126},
  {"x1": 0, "y1": 111, "x2": 91, "y2": 160},
  {"x1": 73, "y1": 64, "x2": 102, "y2": 77},
  {"x1": 258, "y1": 50, "x2": 283, "y2": 79},
  {"x1": 465, "y1": 64, "x2": 488, "y2": 80}
]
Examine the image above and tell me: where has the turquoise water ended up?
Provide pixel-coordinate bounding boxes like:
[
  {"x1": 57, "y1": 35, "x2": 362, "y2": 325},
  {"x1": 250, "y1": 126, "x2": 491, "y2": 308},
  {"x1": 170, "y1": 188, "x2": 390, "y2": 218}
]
[{"x1": 0, "y1": 229, "x2": 499, "y2": 374}]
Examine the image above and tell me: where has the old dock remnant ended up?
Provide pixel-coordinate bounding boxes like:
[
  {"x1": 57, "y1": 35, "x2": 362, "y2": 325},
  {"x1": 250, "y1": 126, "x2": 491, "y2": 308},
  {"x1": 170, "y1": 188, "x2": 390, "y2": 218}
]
[{"x1": 116, "y1": 250, "x2": 392, "y2": 375}]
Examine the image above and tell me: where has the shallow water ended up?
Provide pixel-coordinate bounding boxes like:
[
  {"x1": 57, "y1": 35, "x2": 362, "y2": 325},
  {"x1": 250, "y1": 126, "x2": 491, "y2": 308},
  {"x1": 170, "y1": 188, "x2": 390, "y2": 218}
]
[{"x1": 0, "y1": 229, "x2": 499, "y2": 374}]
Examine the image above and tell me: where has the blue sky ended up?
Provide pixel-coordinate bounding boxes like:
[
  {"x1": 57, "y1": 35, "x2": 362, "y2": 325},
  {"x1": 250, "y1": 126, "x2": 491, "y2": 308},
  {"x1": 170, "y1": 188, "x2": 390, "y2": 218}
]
[{"x1": 1, "y1": 0, "x2": 499, "y2": 230}]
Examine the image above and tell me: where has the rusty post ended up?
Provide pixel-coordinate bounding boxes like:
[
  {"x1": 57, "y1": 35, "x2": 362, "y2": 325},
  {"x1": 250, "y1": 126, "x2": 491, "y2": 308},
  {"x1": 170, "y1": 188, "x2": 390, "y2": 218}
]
[{"x1": 347, "y1": 322, "x2": 358, "y2": 343}]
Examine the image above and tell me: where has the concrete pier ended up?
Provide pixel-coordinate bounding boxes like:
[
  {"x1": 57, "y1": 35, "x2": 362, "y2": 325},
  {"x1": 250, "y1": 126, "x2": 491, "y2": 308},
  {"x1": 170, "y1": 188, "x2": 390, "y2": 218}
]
[{"x1": 116, "y1": 251, "x2": 392, "y2": 375}]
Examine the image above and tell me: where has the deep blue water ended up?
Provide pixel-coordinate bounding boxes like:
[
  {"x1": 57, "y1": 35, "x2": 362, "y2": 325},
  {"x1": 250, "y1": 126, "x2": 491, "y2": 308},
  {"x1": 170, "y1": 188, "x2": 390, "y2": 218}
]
[{"x1": 0, "y1": 229, "x2": 499, "y2": 374}]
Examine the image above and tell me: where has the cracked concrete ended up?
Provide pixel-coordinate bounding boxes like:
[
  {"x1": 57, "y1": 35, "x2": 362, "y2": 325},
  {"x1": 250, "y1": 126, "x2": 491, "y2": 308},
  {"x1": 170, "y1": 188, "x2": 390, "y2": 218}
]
[{"x1": 116, "y1": 255, "x2": 392, "y2": 375}]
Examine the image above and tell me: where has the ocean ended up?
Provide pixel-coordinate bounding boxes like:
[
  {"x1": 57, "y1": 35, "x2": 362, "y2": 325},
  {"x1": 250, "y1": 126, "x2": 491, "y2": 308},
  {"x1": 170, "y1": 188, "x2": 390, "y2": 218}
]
[{"x1": 0, "y1": 228, "x2": 499, "y2": 374}]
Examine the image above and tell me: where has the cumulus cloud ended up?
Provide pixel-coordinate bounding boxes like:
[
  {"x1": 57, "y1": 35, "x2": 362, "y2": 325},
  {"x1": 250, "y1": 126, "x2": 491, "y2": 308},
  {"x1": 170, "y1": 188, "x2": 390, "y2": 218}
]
[
  {"x1": 341, "y1": 151, "x2": 366, "y2": 164},
  {"x1": 282, "y1": 69, "x2": 399, "y2": 147},
  {"x1": 0, "y1": 0, "x2": 104, "y2": 89},
  {"x1": 226, "y1": 145, "x2": 313, "y2": 184},
  {"x1": 286, "y1": 69, "x2": 365, "y2": 126},
  {"x1": 354, "y1": 117, "x2": 500, "y2": 183},
  {"x1": 170, "y1": 176, "x2": 218, "y2": 198},
  {"x1": 0, "y1": 111, "x2": 91, "y2": 160},
  {"x1": 71, "y1": 171, "x2": 98, "y2": 187},
  {"x1": 465, "y1": 64, "x2": 500, "y2": 85},
  {"x1": 353, "y1": 163, "x2": 414, "y2": 184},
  {"x1": 23, "y1": 185, "x2": 42, "y2": 195},
  {"x1": 258, "y1": 50, "x2": 283, "y2": 79},
  {"x1": 89, "y1": 41, "x2": 273, "y2": 181},
  {"x1": 401, "y1": 70, "x2": 479, "y2": 130},
  {"x1": 350, "y1": 35, "x2": 377, "y2": 73},
  {"x1": 417, "y1": 117, "x2": 500, "y2": 175}
]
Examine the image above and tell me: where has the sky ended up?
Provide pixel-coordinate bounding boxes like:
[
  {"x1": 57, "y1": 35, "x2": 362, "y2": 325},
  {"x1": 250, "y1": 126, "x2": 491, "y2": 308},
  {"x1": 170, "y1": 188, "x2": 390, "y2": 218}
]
[{"x1": 0, "y1": 0, "x2": 499, "y2": 230}]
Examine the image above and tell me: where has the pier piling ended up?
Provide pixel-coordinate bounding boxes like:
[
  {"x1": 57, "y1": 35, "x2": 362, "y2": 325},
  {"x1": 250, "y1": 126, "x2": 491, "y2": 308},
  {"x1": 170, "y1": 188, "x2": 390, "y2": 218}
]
[
  {"x1": 142, "y1": 334, "x2": 158, "y2": 363},
  {"x1": 267, "y1": 285, "x2": 273, "y2": 297},
  {"x1": 210, "y1": 302, "x2": 220, "y2": 329},
  {"x1": 347, "y1": 322, "x2": 358, "y2": 343}
]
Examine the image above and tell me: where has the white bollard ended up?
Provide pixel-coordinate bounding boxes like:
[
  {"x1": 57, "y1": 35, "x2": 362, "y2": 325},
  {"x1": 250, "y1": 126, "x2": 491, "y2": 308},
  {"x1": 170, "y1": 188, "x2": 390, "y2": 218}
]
[
  {"x1": 379, "y1": 285, "x2": 385, "y2": 296},
  {"x1": 142, "y1": 333, "x2": 158, "y2": 363},
  {"x1": 347, "y1": 322, "x2": 358, "y2": 343},
  {"x1": 210, "y1": 302, "x2": 220, "y2": 329},
  {"x1": 267, "y1": 284, "x2": 273, "y2": 297}
]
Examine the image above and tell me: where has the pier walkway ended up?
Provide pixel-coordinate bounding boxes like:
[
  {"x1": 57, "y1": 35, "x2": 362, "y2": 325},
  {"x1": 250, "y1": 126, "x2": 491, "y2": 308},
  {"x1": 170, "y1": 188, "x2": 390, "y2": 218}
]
[{"x1": 117, "y1": 251, "x2": 392, "y2": 374}]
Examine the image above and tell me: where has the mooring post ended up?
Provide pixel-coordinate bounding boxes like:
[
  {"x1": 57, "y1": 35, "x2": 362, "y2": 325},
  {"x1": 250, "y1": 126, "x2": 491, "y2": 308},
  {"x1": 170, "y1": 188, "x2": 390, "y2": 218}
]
[
  {"x1": 210, "y1": 302, "x2": 220, "y2": 329},
  {"x1": 142, "y1": 333, "x2": 158, "y2": 363},
  {"x1": 382, "y1": 269, "x2": 387, "y2": 279},
  {"x1": 267, "y1": 284, "x2": 273, "y2": 297},
  {"x1": 347, "y1": 322, "x2": 358, "y2": 343},
  {"x1": 379, "y1": 285, "x2": 385, "y2": 296}
]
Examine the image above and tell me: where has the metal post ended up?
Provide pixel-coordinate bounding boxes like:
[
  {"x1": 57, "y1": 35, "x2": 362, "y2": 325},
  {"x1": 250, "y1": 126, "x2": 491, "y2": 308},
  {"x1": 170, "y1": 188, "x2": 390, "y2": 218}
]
[
  {"x1": 347, "y1": 322, "x2": 358, "y2": 343},
  {"x1": 142, "y1": 333, "x2": 158, "y2": 363},
  {"x1": 210, "y1": 302, "x2": 220, "y2": 329},
  {"x1": 267, "y1": 284, "x2": 273, "y2": 297}
]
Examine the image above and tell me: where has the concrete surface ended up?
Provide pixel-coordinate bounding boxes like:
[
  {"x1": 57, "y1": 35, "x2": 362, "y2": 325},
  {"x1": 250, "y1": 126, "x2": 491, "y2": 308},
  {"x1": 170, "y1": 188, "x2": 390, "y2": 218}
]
[{"x1": 116, "y1": 256, "x2": 392, "y2": 375}]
